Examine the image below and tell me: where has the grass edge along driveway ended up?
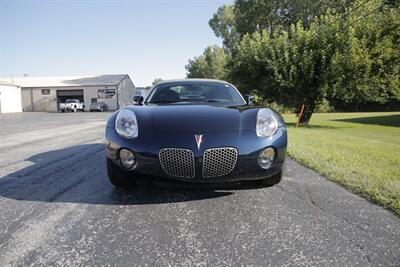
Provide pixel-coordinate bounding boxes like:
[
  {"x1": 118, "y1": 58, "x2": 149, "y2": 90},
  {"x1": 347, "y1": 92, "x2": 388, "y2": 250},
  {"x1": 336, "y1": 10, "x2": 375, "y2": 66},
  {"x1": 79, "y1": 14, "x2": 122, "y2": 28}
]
[{"x1": 282, "y1": 112, "x2": 400, "y2": 215}]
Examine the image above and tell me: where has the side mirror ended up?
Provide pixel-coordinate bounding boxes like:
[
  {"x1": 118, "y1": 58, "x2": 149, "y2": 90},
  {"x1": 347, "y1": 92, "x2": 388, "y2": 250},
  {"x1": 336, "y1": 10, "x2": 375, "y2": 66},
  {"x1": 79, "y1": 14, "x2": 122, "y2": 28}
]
[
  {"x1": 244, "y1": 95, "x2": 254, "y2": 106},
  {"x1": 133, "y1": 95, "x2": 144, "y2": 105}
]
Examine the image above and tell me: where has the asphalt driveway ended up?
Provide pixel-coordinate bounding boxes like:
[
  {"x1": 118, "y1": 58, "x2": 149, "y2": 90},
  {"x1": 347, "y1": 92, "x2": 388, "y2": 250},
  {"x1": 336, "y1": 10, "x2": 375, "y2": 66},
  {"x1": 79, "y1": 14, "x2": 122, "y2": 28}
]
[{"x1": 0, "y1": 112, "x2": 399, "y2": 266}]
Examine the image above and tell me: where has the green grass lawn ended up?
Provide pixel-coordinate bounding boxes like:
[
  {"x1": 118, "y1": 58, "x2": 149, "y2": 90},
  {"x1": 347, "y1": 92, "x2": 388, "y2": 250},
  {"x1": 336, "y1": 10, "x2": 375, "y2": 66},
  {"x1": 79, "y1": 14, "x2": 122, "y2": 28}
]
[{"x1": 282, "y1": 112, "x2": 400, "y2": 214}]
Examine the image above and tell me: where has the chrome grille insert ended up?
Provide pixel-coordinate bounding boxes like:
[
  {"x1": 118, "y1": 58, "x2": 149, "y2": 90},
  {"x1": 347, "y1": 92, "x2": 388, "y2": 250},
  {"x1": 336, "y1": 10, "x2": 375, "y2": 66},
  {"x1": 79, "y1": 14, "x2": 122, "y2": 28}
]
[
  {"x1": 202, "y1": 147, "x2": 238, "y2": 178},
  {"x1": 159, "y1": 148, "x2": 195, "y2": 178}
]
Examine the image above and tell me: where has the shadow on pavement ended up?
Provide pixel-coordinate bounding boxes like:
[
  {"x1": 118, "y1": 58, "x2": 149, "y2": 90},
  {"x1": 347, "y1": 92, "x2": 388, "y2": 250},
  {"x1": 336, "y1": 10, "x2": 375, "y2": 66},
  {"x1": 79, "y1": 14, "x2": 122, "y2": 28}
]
[{"x1": 0, "y1": 143, "x2": 266, "y2": 205}]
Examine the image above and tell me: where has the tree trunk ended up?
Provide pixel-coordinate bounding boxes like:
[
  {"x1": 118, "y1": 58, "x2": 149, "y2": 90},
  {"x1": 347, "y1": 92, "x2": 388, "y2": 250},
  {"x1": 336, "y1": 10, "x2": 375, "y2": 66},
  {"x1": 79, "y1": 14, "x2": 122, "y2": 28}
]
[{"x1": 298, "y1": 101, "x2": 317, "y2": 125}]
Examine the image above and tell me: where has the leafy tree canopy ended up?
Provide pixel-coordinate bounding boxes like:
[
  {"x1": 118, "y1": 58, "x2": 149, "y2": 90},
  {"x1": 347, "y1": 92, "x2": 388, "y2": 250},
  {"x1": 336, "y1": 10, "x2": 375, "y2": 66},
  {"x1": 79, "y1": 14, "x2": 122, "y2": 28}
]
[
  {"x1": 185, "y1": 45, "x2": 228, "y2": 80},
  {"x1": 188, "y1": 0, "x2": 400, "y2": 123},
  {"x1": 152, "y1": 78, "x2": 163, "y2": 86}
]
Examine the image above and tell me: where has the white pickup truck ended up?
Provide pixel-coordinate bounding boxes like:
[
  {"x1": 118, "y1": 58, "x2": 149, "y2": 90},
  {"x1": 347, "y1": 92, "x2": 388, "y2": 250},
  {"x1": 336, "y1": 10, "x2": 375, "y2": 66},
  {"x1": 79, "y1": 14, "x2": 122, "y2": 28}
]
[{"x1": 60, "y1": 99, "x2": 85, "y2": 112}]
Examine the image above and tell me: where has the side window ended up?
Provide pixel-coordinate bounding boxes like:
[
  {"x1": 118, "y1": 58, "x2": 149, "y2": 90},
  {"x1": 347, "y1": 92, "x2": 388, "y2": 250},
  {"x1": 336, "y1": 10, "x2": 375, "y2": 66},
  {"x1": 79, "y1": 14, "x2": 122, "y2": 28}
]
[
  {"x1": 98, "y1": 89, "x2": 115, "y2": 98},
  {"x1": 105, "y1": 89, "x2": 115, "y2": 97},
  {"x1": 41, "y1": 89, "x2": 50, "y2": 95}
]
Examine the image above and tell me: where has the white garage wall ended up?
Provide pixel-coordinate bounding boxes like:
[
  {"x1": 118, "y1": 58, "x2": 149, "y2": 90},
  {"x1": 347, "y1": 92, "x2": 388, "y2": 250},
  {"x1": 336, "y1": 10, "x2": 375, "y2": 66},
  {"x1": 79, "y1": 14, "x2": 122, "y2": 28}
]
[
  {"x1": 18, "y1": 76, "x2": 135, "y2": 112},
  {"x1": 0, "y1": 85, "x2": 22, "y2": 113},
  {"x1": 118, "y1": 76, "x2": 135, "y2": 108},
  {"x1": 21, "y1": 88, "x2": 33, "y2": 111},
  {"x1": 84, "y1": 86, "x2": 118, "y2": 110},
  {"x1": 6, "y1": 75, "x2": 135, "y2": 112},
  {"x1": 31, "y1": 88, "x2": 58, "y2": 112},
  {"x1": 22, "y1": 86, "x2": 119, "y2": 111}
]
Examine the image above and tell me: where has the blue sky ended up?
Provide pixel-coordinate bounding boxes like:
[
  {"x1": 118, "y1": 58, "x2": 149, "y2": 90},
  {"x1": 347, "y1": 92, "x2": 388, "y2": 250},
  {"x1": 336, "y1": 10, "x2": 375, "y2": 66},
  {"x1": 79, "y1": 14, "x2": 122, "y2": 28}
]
[{"x1": 0, "y1": 0, "x2": 232, "y2": 86}]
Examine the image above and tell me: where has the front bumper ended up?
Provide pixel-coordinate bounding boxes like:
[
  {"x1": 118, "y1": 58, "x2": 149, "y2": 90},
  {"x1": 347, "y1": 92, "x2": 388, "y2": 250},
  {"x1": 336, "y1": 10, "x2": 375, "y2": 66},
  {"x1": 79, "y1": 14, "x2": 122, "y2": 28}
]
[{"x1": 105, "y1": 127, "x2": 287, "y2": 183}]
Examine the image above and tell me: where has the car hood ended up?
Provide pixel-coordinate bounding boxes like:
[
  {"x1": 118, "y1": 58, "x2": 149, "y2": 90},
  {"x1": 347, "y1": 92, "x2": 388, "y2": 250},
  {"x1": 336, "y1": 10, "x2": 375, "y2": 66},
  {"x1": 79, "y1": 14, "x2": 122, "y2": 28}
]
[{"x1": 129, "y1": 105, "x2": 258, "y2": 133}]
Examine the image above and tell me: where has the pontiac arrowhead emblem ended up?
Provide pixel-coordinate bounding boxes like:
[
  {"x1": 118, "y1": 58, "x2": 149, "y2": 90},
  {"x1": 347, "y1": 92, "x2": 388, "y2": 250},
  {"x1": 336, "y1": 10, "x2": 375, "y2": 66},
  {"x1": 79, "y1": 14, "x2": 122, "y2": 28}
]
[{"x1": 194, "y1": 134, "x2": 203, "y2": 150}]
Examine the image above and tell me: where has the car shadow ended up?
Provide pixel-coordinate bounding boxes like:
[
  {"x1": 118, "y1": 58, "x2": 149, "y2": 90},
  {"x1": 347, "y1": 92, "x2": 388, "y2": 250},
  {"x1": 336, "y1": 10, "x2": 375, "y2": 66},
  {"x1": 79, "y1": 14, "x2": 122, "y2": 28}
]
[
  {"x1": 0, "y1": 144, "x2": 266, "y2": 206},
  {"x1": 332, "y1": 114, "x2": 400, "y2": 127},
  {"x1": 284, "y1": 122, "x2": 336, "y2": 129}
]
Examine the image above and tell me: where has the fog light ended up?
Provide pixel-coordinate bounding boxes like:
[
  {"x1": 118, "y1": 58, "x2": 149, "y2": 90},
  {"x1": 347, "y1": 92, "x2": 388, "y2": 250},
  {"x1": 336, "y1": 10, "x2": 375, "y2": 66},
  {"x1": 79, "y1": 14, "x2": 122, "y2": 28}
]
[
  {"x1": 258, "y1": 147, "x2": 275, "y2": 169},
  {"x1": 119, "y1": 149, "x2": 135, "y2": 169}
]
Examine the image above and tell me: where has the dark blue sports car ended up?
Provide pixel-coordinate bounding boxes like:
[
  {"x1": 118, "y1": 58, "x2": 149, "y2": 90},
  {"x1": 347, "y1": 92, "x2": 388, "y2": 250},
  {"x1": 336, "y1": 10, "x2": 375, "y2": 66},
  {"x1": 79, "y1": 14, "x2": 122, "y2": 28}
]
[{"x1": 105, "y1": 79, "x2": 287, "y2": 187}]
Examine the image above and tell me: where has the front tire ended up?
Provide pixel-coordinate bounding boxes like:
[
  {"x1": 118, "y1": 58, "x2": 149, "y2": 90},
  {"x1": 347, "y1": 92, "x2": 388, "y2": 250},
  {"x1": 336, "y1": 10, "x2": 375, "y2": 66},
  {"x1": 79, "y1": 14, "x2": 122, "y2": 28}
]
[{"x1": 106, "y1": 158, "x2": 136, "y2": 187}]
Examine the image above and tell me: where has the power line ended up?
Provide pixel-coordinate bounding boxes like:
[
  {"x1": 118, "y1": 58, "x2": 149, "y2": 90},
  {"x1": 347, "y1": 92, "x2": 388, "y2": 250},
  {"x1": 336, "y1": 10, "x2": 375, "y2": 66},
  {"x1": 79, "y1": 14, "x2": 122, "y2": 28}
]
[
  {"x1": 346, "y1": 4, "x2": 383, "y2": 28},
  {"x1": 319, "y1": 0, "x2": 376, "y2": 30}
]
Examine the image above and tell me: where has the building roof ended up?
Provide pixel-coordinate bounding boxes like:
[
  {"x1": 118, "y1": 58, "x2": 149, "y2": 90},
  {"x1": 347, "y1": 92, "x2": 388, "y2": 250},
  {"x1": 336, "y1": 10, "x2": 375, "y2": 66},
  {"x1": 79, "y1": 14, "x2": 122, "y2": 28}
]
[
  {"x1": 0, "y1": 80, "x2": 20, "y2": 87},
  {"x1": 0, "y1": 74, "x2": 129, "y2": 88}
]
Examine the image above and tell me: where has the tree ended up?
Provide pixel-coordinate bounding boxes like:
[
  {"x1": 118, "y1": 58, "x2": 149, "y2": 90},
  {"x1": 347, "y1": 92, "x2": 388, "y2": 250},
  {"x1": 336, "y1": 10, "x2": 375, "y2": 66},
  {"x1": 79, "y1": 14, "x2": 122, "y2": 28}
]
[
  {"x1": 234, "y1": 0, "x2": 356, "y2": 33},
  {"x1": 209, "y1": 0, "x2": 357, "y2": 52},
  {"x1": 232, "y1": 0, "x2": 400, "y2": 123},
  {"x1": 209, "y1": 5, "x2": 239, "y2": 53},
  {"x1": 152, "y1": 78, "x2": 163, "y2": 86},
  {"x1": 185, "y1": 45, "x2": 228, "y2": 80},
  {"x1": 189, "y1": 0, "x2": 400, "y2": 121},
  {"x1": 234, "y1": 19, "x2": 339, "y2": 123},
  {"x1": 328, "y1": 0, "x2": 400, "y2": 105}
]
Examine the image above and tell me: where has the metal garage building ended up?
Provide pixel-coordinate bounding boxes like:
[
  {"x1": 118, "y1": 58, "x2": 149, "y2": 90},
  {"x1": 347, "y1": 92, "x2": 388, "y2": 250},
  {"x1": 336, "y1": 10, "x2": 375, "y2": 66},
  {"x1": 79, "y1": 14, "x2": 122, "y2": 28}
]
[
  {"x1": 0, "y1": 75, "x2": 135, "y2": 112},
  {"x1": 0, "y1": 81, "x2": 22, "y2": 113}
]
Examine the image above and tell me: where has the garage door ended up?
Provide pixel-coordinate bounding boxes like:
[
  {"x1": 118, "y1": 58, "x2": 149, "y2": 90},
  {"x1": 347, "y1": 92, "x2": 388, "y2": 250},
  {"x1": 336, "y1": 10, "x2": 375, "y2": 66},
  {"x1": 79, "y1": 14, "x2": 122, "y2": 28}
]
[{"x1": 57, "y1": 90, "x2": 84, "y2": 103}]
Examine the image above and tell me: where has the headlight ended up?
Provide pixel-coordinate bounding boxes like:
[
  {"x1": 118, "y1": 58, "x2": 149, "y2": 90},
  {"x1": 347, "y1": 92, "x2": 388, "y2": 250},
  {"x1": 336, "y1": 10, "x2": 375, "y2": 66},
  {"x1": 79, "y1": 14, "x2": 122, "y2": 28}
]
[
  {"x1": 115, "y1": 109, "x2": 138, "y2": 139},
  {"x1": 256, "y1": 108, "x2": 278, "y2": 137}
]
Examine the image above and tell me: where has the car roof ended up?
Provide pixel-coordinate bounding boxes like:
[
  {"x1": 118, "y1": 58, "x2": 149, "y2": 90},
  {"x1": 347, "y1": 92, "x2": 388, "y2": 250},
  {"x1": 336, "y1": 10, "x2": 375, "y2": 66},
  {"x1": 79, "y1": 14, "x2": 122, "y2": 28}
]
[{"x1": 156, "y1": 78, "x2": 233, "y2": 86}]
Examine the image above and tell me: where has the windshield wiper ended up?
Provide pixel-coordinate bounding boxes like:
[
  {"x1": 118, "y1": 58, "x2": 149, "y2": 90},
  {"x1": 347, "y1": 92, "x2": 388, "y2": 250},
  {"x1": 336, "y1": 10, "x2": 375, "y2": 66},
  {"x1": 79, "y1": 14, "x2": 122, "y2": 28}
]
[
  {"x1": 150, "y1": 100, "x2": 182, "y2": 104},
  {"x1": 150, "y1": 99, "x2": 224, "y2": 104},
  {"x1": 183, "y1": 99, "x2": 224, "y2": 103},
  {"x1": 202, "y1": 99, "x2": 224, "y2": 103}
]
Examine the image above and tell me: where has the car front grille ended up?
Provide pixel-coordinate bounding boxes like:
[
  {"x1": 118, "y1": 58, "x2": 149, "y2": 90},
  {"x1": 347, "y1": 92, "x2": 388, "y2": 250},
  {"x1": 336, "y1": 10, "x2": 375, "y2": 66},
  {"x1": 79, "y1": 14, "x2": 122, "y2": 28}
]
[
  {"x1": 159, "y1": 147, "x2": 238, "y2": 179},
  {"x1": 202, "y1": 147, "x2": 238, "y2": 178},
  {"x1": 159, "y1": 148, "x2": 195, "y2": 178}
]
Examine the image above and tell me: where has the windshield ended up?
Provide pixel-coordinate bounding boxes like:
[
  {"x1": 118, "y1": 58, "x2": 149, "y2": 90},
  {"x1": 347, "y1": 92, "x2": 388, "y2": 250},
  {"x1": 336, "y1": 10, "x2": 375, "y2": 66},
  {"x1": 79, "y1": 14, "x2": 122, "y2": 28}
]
[
  {"x1": 145, "y1": 82, "x2": 246, "y2": 106},
  {"x1": 65, "y1": 99, "x2": 78, "y2": 103}
]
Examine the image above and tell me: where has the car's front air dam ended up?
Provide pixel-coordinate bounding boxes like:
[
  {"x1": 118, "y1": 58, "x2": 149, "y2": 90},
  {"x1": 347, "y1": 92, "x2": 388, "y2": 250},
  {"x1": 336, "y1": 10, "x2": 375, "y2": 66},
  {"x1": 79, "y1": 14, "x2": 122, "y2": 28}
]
[{"x1": 105, "y1": 126, "x2": 287, "y2": 182}]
